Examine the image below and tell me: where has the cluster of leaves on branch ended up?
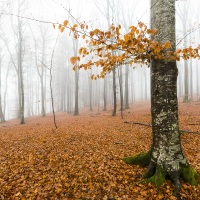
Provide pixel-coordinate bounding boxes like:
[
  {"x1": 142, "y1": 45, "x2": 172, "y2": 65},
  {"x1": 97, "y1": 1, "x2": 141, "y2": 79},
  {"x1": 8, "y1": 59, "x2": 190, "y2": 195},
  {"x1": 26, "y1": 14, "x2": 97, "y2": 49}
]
[{"x1": 56, "y1": 20, "x2": 200, "y2": 79}]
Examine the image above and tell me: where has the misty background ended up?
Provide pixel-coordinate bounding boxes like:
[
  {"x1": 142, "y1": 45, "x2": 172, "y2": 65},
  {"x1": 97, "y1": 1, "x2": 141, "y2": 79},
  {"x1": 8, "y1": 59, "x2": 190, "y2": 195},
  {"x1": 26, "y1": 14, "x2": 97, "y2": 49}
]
[{"x1": 0, "y1": 0, "x2": 200, "y2": 121}]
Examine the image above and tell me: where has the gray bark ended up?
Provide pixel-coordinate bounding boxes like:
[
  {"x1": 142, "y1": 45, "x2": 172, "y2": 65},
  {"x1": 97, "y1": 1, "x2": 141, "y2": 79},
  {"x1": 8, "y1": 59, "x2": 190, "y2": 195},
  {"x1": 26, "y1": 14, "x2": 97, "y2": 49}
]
[
  {"x1": 124, "y1": 65, "x2": 130, "y2": 109},
  {"x1": 196, "y1": 60, "x2": 199, "y2": 98},
  {"x1": 112, "y1": 67, "x2": 117, "y2": 116},
  {"x1": 88, "y1": 70, "x2": 93, "y2": 111},
  {"x1": 182, "y1": 2, "x2": 189, "y2": 103},
  {"x1": 149, "y1": 0, "x2": 189, "y2": 195},
  {"x1": 17, "y1": 16, "x2": 25, "y2": 124},
  {"x1": 0, "y1": 55, "x2": 5, "y2": 122},
  {"x1": 72, "y1": 39, "x2": 79, "y2": 116},
  {"x1": 118, "y1": 66, "x2": 124, "y2": 117},
  {"x1": 74, "y1": 66, "x2": 79, "y2": 115},
  {"x1": 103, "y1": 76, "x2": 107, "y2": 111}
]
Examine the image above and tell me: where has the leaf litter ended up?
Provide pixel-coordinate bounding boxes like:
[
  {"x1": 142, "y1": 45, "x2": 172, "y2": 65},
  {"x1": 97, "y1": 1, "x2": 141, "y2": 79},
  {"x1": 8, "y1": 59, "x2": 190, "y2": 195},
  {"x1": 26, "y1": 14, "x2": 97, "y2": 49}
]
[{"x1": 0, "y1": 102, "x2": 199, "y2": 199}]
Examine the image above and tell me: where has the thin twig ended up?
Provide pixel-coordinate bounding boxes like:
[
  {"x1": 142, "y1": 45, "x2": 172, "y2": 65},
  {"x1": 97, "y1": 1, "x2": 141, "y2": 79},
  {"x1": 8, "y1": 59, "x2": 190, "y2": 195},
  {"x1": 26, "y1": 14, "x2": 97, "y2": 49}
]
[{"x1": 49, "y1": 34, "x2": 59, "y2": 129}]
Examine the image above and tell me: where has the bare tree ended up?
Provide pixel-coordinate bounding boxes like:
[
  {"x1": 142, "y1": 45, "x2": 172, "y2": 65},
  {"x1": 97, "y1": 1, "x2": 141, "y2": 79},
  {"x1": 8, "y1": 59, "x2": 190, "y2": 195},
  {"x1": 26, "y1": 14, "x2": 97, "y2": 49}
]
[{"x1": 30, "y1": 23, "x2": 49, "y2": 116}]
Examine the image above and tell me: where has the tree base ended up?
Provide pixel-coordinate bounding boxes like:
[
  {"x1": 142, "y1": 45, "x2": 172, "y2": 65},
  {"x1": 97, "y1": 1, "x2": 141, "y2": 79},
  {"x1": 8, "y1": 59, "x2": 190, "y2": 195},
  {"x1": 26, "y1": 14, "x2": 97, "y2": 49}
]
[{"x1": 123, "y1": 150, "x2": 199, "y2": 197}]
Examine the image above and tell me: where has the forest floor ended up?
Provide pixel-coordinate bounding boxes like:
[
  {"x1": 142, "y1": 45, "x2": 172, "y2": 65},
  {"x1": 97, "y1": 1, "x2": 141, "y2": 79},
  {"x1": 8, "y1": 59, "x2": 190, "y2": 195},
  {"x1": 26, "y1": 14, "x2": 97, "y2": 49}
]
[{"x1": 0, "y1": 101, "x2": 200, "y2": 199}]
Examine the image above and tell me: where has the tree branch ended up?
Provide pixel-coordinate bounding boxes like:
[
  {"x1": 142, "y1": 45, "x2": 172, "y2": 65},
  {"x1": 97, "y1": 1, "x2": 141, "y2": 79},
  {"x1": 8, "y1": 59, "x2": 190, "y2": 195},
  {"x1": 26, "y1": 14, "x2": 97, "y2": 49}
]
[{"x1": 124, "y1": 121, "x2": 200, "y2": 134}]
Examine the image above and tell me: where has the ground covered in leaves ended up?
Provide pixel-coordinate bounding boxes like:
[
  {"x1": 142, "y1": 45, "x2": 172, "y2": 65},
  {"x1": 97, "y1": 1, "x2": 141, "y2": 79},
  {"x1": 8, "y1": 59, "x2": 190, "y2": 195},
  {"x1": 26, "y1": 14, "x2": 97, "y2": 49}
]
[{"x1": 0, "y1": 102, "x2": 200, "y2": 199}]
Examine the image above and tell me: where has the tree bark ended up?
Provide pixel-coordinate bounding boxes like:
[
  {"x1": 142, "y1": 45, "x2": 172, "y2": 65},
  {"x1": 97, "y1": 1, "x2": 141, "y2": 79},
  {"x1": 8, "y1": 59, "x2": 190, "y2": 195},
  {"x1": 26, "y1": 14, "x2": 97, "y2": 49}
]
[
  {"x1": 0, "y1": 64, "x2": 5, "y2": 122},
  {"x1": 182, "y1": 2, "x2": 189, "y2": 103},
  {"x1": 103, "y1": 76, "x2": 107, "y2": 111},
  {"x1": 74, "y1": 66, "x2": 79, "y2": 115},
  {"x1": 18, "y1": 17, "x2": 25, "y2": 125},
  {"x1": 112, "y1": 67, "x2": 117, "y2": 116},
  {"x1": 124, "y1": 65, "x2": 130, "y2": 109},
  {"x1": 123, "y1": 0, "x2": 198, "y2": 197}
]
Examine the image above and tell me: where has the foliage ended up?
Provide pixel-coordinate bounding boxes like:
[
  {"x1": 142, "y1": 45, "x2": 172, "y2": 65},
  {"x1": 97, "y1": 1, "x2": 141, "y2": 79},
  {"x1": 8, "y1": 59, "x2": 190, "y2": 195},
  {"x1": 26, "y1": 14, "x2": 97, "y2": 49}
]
[
  {"x1": 0, "y1": 102, "x2": 200, "y2": 199},
  {"x1": 56, "y1": 20, "x2": 200, "y2": 78}
]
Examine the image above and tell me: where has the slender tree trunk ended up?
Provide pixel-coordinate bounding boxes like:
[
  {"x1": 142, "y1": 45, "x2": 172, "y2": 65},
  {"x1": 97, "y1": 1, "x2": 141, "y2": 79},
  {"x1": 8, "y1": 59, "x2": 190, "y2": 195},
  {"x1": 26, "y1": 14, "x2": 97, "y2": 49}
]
[
  {"x1": 178, "y1": 64, "x2": 182, "y2": 97},
  {"x1": 189, "y1": 59, "x2": 193, "y2": 101},
  {"x1": 189, "y1": 34, "x2": 193, "y2": 101},
  {"x1": 0, "y1": 55, "x2": 5, "y2": 122},
  {"x1": 183, "y1": 3, "x2": 189, "y2": 103},
  {"x1": 183, "y1": 60, "x2": 189, "y2": 102},
  {"x1": 88, "y1": 70, "x2": 93, "y2": 111},
  {"x1": 131, "y1": 69, "x2": 134, "y2": 103},
  {"x1": 74, "y1": 66, "x2": 79, "y2": 115},
  {"x1": 103, "y1": 76, "x2": 107, "y2": 111},
  {"x1": 40, "y1": 42, "x2": 46, "y2": 116},
  {"x1": 118, "y1": 66, "x2": 123, "y2": 119},
  {"x1": 15, "y1": 3, "x2": 25, "y2": 125},
  {"x1": 196, "y1": 60, "x2": 199, "y2": 99},
  {"x1": 18, "y1": 28, "x2": 25, "y2": 124},
  {"x1": 112, "y1": 67, "x2": 117, "y2": 116},
  {"x1": 144, "y1": 67, "x2": 147, "y2": 100},
  {"x1": 124, "y1": 65, "x2": 130, "y2": 109},
  {"x1": 3, "y1": 66, "x2": 10, "y2": 118},
  {"x1": 40, "y1": 75, "x2": 46, "y2": 116}
]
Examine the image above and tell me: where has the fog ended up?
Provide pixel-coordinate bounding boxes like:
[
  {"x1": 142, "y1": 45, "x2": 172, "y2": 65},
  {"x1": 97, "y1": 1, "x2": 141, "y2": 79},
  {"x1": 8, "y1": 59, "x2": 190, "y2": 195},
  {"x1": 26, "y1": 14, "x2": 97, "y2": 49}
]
[{"x1": 0, "y1": 0, "x2": 200, "y2": 122}]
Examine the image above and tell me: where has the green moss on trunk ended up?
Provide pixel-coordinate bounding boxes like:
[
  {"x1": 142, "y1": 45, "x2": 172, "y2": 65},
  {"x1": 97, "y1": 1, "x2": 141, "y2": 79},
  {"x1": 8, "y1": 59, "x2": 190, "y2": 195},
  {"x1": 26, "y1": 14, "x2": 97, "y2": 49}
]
[
  {"x1": 122, "y1": 149, "x2": 151, "y2": 167},
  {"x1": 123, "y1": 150, "x2": 199, "y2": 198},
  {"x1": 180, "y1": 164, "x2": 199, "y2": 186},
  {"x1": 144, "y1": 165, "x2": 166, "y2": 188}
]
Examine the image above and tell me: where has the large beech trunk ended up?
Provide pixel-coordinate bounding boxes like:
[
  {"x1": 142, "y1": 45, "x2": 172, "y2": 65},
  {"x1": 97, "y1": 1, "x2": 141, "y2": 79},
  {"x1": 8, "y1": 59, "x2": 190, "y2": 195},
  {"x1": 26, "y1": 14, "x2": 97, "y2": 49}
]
[{"x1": 123, "y1": 0, "x2": 198, "y2": 197}]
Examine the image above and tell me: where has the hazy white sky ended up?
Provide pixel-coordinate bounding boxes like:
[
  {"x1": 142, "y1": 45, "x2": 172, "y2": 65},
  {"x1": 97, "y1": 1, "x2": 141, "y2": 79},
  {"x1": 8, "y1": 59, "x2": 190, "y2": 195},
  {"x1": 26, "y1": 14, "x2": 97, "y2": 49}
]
[{"x1": 24, "y1": 0, "x2": 150, "y2": 29}]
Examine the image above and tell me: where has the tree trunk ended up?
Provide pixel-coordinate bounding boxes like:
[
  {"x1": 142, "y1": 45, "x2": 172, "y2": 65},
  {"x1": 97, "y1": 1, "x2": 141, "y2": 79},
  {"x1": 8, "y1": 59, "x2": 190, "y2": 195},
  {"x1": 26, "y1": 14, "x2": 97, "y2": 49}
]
[
  {"x1": 144, "y1": 67, "x2": 147, "y2": 100},
  {"x1": 3, "y1": 66, "x2": 10, "y2": 118},
  {"x1": 18, "y1": 20, "x2": 25, "y2": 125},
  {"x1": 74, "y1": 66, "x2": 79, "y2": 115},
  {"x1": 0, "y1": 55, "x2": 5, "y2": 122},
  {"x1": 182, "y1": 2, "x2": 189, "y2": 103},
  {"x1": 103, "y1": 75, "x2": 107, "y2": 111},
  {"x1": 12, "y1": 2, "x2": 26, "y2": 125},
  {"x1": 196, "y1": 60, "x2": 199, "y2": 98},
  {"x1": 112, "y1": 67, "x2": 117, "y2": 116},
  {"x1": 123, "y1": 0, "x2": 198, "y2": 197},
  {"x1": 183, "y1": 59, "x2": 189, "y2": 102},
  {"x1": 118, "y1": 66, "x2": 123, "y2": 112},
  {"x1": 124, "y1": 65, "x2": 130, "y2": 109}
]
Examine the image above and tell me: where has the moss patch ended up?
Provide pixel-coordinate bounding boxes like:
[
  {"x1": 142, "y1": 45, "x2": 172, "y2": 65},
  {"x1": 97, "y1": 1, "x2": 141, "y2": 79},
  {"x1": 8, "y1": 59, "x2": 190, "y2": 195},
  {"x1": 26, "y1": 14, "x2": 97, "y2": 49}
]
[
  {"x1": 180, "y1": 165, "x2": 199, "y2": 186},
  {"x1": 122, "y1": 149, "x2": 151, "y2": 167},
  {"x1": 144, "y1": 165, "x2": 166, "y2": 188}
]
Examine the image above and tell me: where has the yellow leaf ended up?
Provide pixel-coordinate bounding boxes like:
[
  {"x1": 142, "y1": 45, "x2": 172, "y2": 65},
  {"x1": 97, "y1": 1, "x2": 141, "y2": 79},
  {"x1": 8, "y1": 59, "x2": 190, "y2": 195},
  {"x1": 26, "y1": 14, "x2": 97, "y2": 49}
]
[
  {"x1": 53, "y1": 24, "x2": 55, "y2": 29},
  {"x1": 71, "y1": 27, "x2": 75, "y2": 32},
  {"x1": 58, "y1": 24, "x2": 62, "y2": 29},
  {"x1": 60, "y1": 27, "x2": 65, "y2": 33},
  {"x1": 73, "y1": 24, "x2": 78, "y2": 28},
  {"x1": 124, "y1": 34, "x2": 130, "y2": 43},
  {"x1": 70, "y1": 57, "x2": 76, "y2": 65},
  {"x1": 63, "y1": 20, "x2": 68, "y2": 27}
]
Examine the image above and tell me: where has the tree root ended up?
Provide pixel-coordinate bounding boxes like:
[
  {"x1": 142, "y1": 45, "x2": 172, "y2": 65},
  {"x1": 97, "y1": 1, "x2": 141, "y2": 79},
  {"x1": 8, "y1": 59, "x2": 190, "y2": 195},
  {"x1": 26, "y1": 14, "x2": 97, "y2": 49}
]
[
  {"x1": 123, "y1": 150, "x2": 199, "y2": 198},
  {"x1": 122, "y1": 149, "x2": 151, "y2": 167}
]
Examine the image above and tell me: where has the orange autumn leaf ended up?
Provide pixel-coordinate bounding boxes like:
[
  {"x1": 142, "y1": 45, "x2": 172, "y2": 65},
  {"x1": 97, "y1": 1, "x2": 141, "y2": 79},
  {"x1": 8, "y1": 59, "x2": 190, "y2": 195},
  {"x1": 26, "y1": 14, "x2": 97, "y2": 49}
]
[{"x1": 63, "y1": 20, "x2": 68, "y2": 27}]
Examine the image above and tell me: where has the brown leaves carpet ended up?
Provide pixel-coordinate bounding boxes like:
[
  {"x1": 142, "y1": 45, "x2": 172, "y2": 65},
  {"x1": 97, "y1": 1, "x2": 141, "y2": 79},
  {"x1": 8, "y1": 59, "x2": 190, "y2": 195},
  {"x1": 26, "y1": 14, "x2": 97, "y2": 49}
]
[{"x1": 0, "y1": 102, "x2": 200, "y2": 199}]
